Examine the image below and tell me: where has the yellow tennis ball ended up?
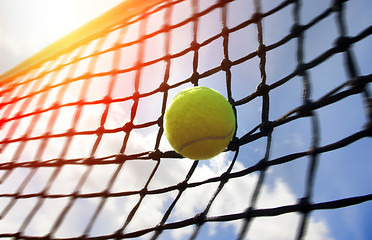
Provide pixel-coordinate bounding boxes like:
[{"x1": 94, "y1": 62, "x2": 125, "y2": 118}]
[{"x1": 164, "y1": 86, "x2": 235, "y2": 160}]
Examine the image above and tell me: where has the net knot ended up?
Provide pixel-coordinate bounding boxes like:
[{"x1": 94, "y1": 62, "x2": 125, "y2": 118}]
[
  {"x1": 194, "y1": 212, "x2": 206, "y2": 226},
  {"x1": 14, "y1": 232, "x2": 22, "y2": 239},
  {"x1": 251, "y1": 12, "x2": 262, "y2": 23},
  {"x1": 217, "y1": 0, "x2": 234, "y2": 7},
  {"x1": 101, "y1": 190, "x2": 110, "y2": 198},
  {"x1": 228, "y1": 136, "x2": 239, "y2": 152},
  {"x1": 37, "y1": 233, "x2": 53, "y2": 240},
  {"x1": 350, "y1": 76, "x2": 368, "y2": 94},
  {"x1": 365, "y1": 120, "x2": 372, "y2": 137},
  {"x1": 244, "y1": 207, "x2": 253, "y2": 221},
  {"x1": 228, "y1": 98, "x2": 236, "y2": 107},
  {"x1": 44, "y1": 234, "x2": 52, "y2": 240},
  {"x1": 256, "y1": 44, "x2": 266, "y2": 59},
  {"x1": 54, "y1": 158, "x2": 65, "y2": 167},
  {"x1": 260, "y1": 121, "x2": 273, "y2": 136},
  {"x1": 256, "y1": 159, "x2": 268, "y2": 171},
  {"x1": 177, "y1": 181, "x2": 188, "y2": 192},
  {"x1": 115, "y1": 154, "x2": 127, "y2": 163},
  {"x1": 112, "y1": 230, "x2": 122, "y2": 240},
  {"x1": 308, "y1": 147, "x2": 320, "y2": 157},
  {"x1": 164, "y1": 53, "x2": 171, "y2": 63},
  {"x1": 14, "y1": 111, "x2": 23, "y2": 119},
  {"x1": 102, "y1": 95, "x2": 112, "y2": 105},
  {"x1": 298, "y1": 100, "x2": 313, "y2": 117},
  {"x1": 159, "y1": 82, "x2": 170, "y2": 92},
  {"x1": 256, "y1": 82, "x2": 269, "y2": 96},
  {"x1": 71, "y1": 191, "x2": 80, "y2": 199},
  {"x1": 84, "y1": 157, "x2": 97, "y2": 165},
  {"x1": 79, "y1": 234, "x2": 88, "y2": 240},
  {"x1": 334, "y1": 36, "x2": 352, "y2": 53},
  {"x1": 76, "y1": 99, "x2": 86, "y2": 107},
  {"x1": 39, "y1": 190, "x2": 47, "y2": 198},
  {"x1": 290, "y1": 24, "x2": 304, "y2": 38},
  {"x1": 298, "y1": 197, "x2": 312, "y2": 214},
  {"x1": 220, "y1": 59, "x2": 232, "y2": 71},
  {"x1": 95, "y1": 127, "x2": 105, "y2": 136},
  {"x1": 162, "y1": 23, "x2": 171, "y2": 33},
  {"x1": 140, "y1": 187, "x2": 148, "y2": 198},
  {"x1": 190, "y1": 41, "x2": 200, "y2": 51},
  {"x1": 18, "y1": 133, "x2": 29, "y2": 143},
  {"x1": 154, "y1": 223, "x2": 164, "y2": 234},
  {"x1": 220, "y1": 172, "x2": 230, "y2": 184},
  {"x1": 149, "y1": 149, "x2": 162, "y2": 161},
  {"x1": 190, "y1": 72, "x2": 200, "y2": 85},
  {"x1": 82, "y1": 72, "x2": 92, "y2": 80},
  {"x1": 134, "y1": 60, "x2": 143, "y2": 69},
  {"x1": 66, "y1": 128, "x2": 76, "y2": 137},
  {"x1": 295, "y1": 63, "x2": 307, "y2": 76},
  {"x1": 221, "y1": 26, "x2": 230, "y2": 38},
  {"x1": 157, "y1": 115, "x2": 163, "y2": 128},
  {"x1": 52, "y1": 101, "x2": 60, "y2": 109},
  {"x1": 123, "y1": 122, "x2": 134, "y2": 133},
  {"x1": 132, "y1": 91, "x2": 140, "y2": 101},
  {"x1": 332, "y1": 0, "x2": 348, "y2": 11}
]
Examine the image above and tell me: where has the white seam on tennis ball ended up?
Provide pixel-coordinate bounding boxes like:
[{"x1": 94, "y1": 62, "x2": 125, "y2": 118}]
[{"x1": 178, "y1": 126, "x2": 234, "y2": 153}]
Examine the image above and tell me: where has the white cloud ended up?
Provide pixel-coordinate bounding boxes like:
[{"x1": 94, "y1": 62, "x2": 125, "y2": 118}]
[
  {"x1": 306, "y1": 218, "x2": 334, "y2": 240},
  {"x1": 163, "y1": 156, "x2": 334, "y2": 240},
  {"x1": 0, "y1": 28, "x2": 22, "y2": 57}
]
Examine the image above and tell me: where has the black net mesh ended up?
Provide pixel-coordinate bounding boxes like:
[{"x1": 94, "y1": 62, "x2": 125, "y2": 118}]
[{"x1": 1, "y1": 0, "x2": 372, "y2": 239}]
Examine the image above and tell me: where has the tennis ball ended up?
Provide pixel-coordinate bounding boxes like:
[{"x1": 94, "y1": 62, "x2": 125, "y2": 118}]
[{"x1": 164, "y1": 86, "x2": 235, "y2": 160}]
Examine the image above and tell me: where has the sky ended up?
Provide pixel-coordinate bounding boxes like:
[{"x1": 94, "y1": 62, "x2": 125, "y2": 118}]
[
  {"x1": 0, "y1": 0, "x2": 123, "y2": 75},
  {"x1": 0, "y1": 0, "x2": 372, "y2": 240}
]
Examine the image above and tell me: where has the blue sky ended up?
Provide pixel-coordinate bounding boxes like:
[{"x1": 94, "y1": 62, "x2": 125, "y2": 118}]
[{"x1": 1, "y1": 0, "x2": 372, "y2": 239}]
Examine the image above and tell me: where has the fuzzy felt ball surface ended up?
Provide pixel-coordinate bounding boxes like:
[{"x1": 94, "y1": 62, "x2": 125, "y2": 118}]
[{"x1": 164, "y1": 86, "x2": 235, "y2": 160}]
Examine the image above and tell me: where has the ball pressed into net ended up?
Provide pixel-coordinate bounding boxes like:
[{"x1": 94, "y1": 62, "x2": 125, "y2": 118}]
[{"x1": 164, "y1": 86, "x2": 236, "y2": 160}]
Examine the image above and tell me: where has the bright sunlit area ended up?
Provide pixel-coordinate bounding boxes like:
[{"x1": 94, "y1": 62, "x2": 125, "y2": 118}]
[{"x1": 0, "y1": 0, "x2": 123, "y2": 75}]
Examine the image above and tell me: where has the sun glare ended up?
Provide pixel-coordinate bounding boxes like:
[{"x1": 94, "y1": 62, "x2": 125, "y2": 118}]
[{"x1": 17, "y1": 0, "x2": 122, "y2": 54}]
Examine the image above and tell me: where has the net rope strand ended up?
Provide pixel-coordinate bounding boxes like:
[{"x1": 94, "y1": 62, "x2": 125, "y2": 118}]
[
  {"x1": 293, "y1": 0, "x2": 318, "y2": 239},
  {"x1": 0, "y1": 0, "x2": 372, "y2": 239}
]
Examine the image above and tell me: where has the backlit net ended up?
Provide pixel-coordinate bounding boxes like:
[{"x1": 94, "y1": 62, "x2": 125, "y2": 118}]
[{"x1": 1, "y1": 0, "x2": 371, "y2": 239}]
